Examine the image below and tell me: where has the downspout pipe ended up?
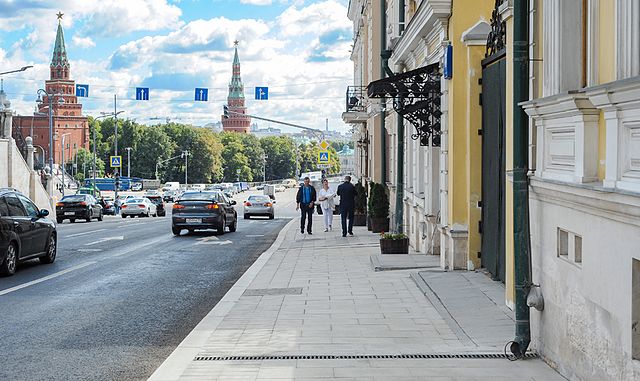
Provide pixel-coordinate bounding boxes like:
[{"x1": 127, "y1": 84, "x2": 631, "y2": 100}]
[
  {"x1": 511, "y1": 0, "x2": 532, "y2": 358},
  {"x1": 380, "y1": 0, "x2": 387, "y2": 184},
  {"x1": 394, "y1": 0, "x2": 405, "y2": 234}
]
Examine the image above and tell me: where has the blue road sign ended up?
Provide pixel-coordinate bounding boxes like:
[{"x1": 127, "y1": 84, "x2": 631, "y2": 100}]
[
  {"x1": 76, "y1": 84, "x2": 89, "y2": 97},
  {"x1": 136, "y1": 87, "x2": 149, "y2": 101},
  {"x1": 318, "y1": 151, "x2": 330, "y2": 164},
  {"x1": 110, "y1": 156, "x2": 122, "y2": 168},
  {"x1": 195, "y1": 88, "x2": 208, "y2": 102},
  {"x1": 255, "y1": 86, "x2": 268, "y2": 100}
]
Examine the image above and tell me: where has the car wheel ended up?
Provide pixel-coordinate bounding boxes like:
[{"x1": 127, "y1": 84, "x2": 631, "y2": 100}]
[
  {"x1": 98, "y1": 212, "x2": 103, "y2": 222},
  {"x1": 86, "y1": 216, "x2": 91, "y2": 222},
  {"x1": 56, "y1": 218, "x2": 63, "y2": 223},
  {"x1": 0, "y1": 242, "x2": 18, "y2": 276},
  {"x1": 172, "y1": 226, "x2": 181, "y2": 236},
  {"x1": 229, "y1": 218, "x2": 237, "y2": 232},
  {"x1": 70, "y1": 219, "x2": 76, "y2": 223},
  {"x1": 269, "y1": 214, "x2": 275, "y2": 220},
  {"x1": 217, "y1": 218, "x2": 225, "y2": 235},
  {"x1": 244, "y1": 214, "x2": 249, "y2": 219},
  {"x1": 122, "y1": 214, "x2": 127, "y2": 218},
  {"x1": 39, "y1": 234, "x2": 57, "y2": 264}
]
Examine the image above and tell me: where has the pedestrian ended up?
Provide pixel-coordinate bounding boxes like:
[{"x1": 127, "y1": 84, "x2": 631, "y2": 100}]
[
  {"x1": 296, "y1": 176, "x2": 316, "y2": 235},
  {"x1": 114, "y1": 197, "x2": 122, "y2": 215},
  {"x1": 336, "y1": 175, "x2": 357, "y2": 237},
  {"x1": 318, "y1": 178, "x2": 336, "y2": 232}
]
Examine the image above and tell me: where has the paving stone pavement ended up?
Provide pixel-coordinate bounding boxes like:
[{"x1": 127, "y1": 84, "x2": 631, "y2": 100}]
[{"x1": 149, "y1": 216, "x2": 566, "y2": 381}]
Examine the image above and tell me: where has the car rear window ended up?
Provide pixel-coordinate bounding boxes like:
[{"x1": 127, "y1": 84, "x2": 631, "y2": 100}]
[
  {"x1": 62, "y1": 195, "x2": 86, "y2": 202},
  {"x1": 179, "y1": 192, "x2": 219, "y2": 201},
  {"x1": 248, "y1": 196, "x2": 270, "y2": 202},
  {"x1": 146, "y1": 196, "x2": 161, "y2": 204},
  {"x1": 126, "y1": 199, "x2": 144, "y2": 204}
]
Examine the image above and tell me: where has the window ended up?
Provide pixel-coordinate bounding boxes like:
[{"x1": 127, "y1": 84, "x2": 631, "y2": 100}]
[
  {"x1": 0, "y1": 197, "x2": 9, "y2": 217},
  {"x1": 5, "y1": 196, "x2": 27, "y2": 217},
  {"x1": 18, "y1": 195, "x2": 39, "y2": 218},
  {"x1": 557, "y1": 227, "x2": 582, "y2": 265},
  {"x1": 557, "y1": 228, "x2": 569, "y2": 258}
]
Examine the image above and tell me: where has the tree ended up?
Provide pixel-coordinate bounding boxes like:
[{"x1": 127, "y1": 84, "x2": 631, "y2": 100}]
[
  {"x1": 220, "y1": 133, "x2": 252, "y2": 182},
  {"x1": 132, "y1": 127, "x2": 175, "y2": 180},
  {"x1": 67, "y1": 148, "x2": 105, "y2": 183},
  {"x1": 260, "y1": 136, "x2": 297, "y2": 180},
  {"x1": 298, "y1": 141, "x2": 341, "y2": 175},
  {"x1": 239, "y1": 133, "x2": 265, "y2": 181}
]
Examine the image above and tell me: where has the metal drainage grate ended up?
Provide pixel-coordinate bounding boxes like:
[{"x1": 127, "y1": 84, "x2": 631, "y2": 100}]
[
  {"x1": 194, "y1": 353, "x2": 539, "y2": 361},
  {"x1": 243, "y1": 287, "x2": 303, "y2": 296}
]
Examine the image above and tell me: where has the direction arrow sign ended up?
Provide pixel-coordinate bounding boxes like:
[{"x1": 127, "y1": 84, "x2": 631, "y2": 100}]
[
  {"x1": 318, "y1": 151, "x2": 330, "y2": 164},
  {"x1": 135, "y1": 87, "x2": 149, "y2": 101},
  {"x1": 76, "y1": 84, "x2": 89, "y2": 97},
  {"x1": 255, "y1": 86, "x2": 268, "y2": 100},
  {"x1": 110, "y1": 156, "x2": 122, "y2": 168},
  {"x1": 195, "y1": 88, "x2": 208, "y2": 102}
]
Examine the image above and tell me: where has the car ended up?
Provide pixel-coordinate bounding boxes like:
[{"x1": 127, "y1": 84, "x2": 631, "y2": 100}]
[
  {"x1": 99, "y1": 198, "x2": 116, "y2": 215},
  {"x1": 130, "y1": 183, "x2": 143, "y2": 191},
  {"x1": 77, "y1": 186, "x2": 101, "y2": 198},
  {"x1": 172, "y1": 191, "x2": 237, "y2": 235},
  {"x1": 255, "y1": 184, "x2": 265, "y2": 190},
  {"x1": 281, "y1": 179, "x2": 298, "y2": 188},
  {"x1": 243, "y1": 195, "x2": 275, "y2": 219},
  {"x1": 56, "y1": 194, "x2": 103, "y2": 223},
  {"x1": 275, "y1": 185, "x2": 286, "y2": 192},
  {"x1": 121, "y1": 197, "x2": 157, "y2": 218},
  {"x1": 0, "y1": 188, "x2": 57, "y2": 276},
  {"x1": 145, "y1": 195, "x2": 166, "y2": 216}
]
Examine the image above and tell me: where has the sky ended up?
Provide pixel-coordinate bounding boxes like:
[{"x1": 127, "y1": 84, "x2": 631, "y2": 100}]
[{"x1": 0, "y1": 0, "x2": 354, "y2": 133}]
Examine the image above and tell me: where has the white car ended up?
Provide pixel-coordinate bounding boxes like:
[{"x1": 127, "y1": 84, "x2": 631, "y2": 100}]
[
  {"x1": 121, "y1": 197, "x2": 157, "y2": 218},
  {"x1": 275, "y1": 185, "x2": 286, "y2": 192},
  {"x1": 130, "y1": 183, "x2": 143, "y2": 191}
]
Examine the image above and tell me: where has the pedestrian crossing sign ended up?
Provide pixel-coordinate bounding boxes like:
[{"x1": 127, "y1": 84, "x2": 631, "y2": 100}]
[
  {"x1": 318, "y1": 151, "x2": 330, "y2": 164},
  {"x1": 110, "y1": 156, "x2": 122, "y2": 168}
]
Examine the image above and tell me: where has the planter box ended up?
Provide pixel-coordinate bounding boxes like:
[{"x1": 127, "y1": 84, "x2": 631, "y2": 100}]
[
  {"x1": 370, "y1": 217, "x2": 389, "y2": 233},
  {"x1": 380, "y1": 237, "x2": 409, "y2": 254},
  {"x1": 353, "y1": 213, "x2": 367, "y2": 226}
]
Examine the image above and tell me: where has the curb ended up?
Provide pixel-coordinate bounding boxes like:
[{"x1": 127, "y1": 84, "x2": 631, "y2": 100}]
[{"x1": 148, "y1": 218, "x2": 297, "y2": 381}]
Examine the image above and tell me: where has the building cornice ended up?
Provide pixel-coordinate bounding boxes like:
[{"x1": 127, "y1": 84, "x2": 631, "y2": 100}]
[{"x1": 390, "y1": 0, "x2": 451, "y2": 67}]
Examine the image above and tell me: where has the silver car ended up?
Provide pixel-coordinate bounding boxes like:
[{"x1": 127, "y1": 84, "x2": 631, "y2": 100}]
[
  {"x1": 121, "y1": 198, "x2": 157, "y2": 218},
  {"x1": 243, "y1": 195, "x2": 274, "y2": 219}
]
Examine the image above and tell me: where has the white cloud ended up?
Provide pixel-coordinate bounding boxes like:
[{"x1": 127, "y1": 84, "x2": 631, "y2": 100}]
[
  {"x1": 72, "y1": 36, "x2": 96, "y2": 48},
  {"x1": 240, "y1": 0, "x2": 272, "y2": 5},
  {"x1": 277, "y1": 0, "x2": 351, "y2": 37},
  {"x1": 81, "y1": 0, "x2": 183, "y2": 37}
]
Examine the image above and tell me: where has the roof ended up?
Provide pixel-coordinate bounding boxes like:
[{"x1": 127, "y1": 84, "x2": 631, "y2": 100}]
[{"x1": 51, "y1": 19, "x2": 70, "y2": 68}]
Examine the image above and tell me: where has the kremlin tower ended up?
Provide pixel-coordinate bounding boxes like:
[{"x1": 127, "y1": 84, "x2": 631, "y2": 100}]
[
  {"x1": 221, "y1": 42, "x2": 251, "y2": 133},
  {"x1": 14, "y1": 12, "x2": 89, "y2": 169}
]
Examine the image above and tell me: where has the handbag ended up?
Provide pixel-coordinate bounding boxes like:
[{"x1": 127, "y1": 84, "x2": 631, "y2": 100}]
[{"x1": 316, "y1": 204, "x2": 323, "y2": 215}]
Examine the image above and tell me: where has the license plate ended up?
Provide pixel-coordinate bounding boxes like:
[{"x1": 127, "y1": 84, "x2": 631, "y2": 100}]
[
  {"x1": 186, "y1": 218, "x2": 201, "y2": 224},
  {"x1": 64, "y1": 212, "x2": 74, "y2": 216}
]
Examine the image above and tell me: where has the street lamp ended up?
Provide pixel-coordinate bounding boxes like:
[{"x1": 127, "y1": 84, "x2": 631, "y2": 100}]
[
  {"x1": 155, "y1": 154, "x2": 183, "y2": 181},
  {"x1": 60, "y1": 133, "x2": 71, "y2": 196},
  {"x1": 0, "y1": 66, "x2": 33, "y2": 76},
  {"x1": 263, "y1": 153, "x2": 268, "y2": 183},
  {"x1": 37, "y1": 88, "x2": 64, "y2": 178},
  {"x1": 182, "y1": 150, "x2": 189, "y2": 186}
]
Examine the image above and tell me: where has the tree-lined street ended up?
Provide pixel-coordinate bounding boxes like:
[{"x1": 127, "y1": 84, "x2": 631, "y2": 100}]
[{"x1": 0, "y1": 189, "x2": 298, "y2": 381}]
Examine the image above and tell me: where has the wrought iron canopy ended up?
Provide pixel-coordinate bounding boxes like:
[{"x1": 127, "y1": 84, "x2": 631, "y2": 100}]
[
  {"x1": 366, "y1": 63, "x2": 442, "y2": 147},
  {"x1": 485, "y1": 0, "x2": 506, "y2": 58}
]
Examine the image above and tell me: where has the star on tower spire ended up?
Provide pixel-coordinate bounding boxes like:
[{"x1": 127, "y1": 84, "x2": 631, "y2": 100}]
[{"x1": 56, "y1": 12, "x2": 64, "y2": 21}]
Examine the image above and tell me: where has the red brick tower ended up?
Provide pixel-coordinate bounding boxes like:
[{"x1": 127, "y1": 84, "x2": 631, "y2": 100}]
[
  {"x1": 221, "y1": 41, "x2": 251, "y2": 133},
  {"x1": 14, "y1": 12, "x2": 89, "y2": 170}
]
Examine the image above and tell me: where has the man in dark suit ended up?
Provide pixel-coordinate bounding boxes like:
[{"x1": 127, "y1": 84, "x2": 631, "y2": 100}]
[
  {"x1": 296, "y1": 177, "x2": 316, "y2": 234},
  {"x1": 336, "y1": 175, "x2": 357, "y2": 237}
]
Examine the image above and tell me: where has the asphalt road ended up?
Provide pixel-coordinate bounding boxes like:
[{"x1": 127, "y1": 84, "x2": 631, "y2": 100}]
[{"x1": 0, "y1": 188, "x2": 298, "y2": 381}]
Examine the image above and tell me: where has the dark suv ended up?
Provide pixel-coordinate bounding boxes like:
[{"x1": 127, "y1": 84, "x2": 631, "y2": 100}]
[
  {"x1": 145, "y1": 195, "x2": 166, "y2": 216},
  {"x1": 0, "y1": 188, "x2": 57, "y2": 276}
]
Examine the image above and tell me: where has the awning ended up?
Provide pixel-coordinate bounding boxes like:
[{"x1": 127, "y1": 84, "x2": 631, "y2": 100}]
[{"x1": 366, "y1": 63, "x2": 442, "y2": 147}]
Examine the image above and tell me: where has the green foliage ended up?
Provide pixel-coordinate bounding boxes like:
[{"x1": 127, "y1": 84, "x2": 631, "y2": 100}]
[
  {"x1": 220, "y1": 132, "x2": 252, "y2": 182},
  {"x1": 380, "y1": 232, "x2": 408, "y2": 240},
  {"x1": 368, "y1": 182, "x2": 389, "y2": 219},
  {"x1": 354, "y1": 180, "x2": 367, "y2": 214},
  {"x1": 133, "y1": 127, "x2": 175, "y2": 180},
  {"x1": 261, "y1": 136, "x2": 297, "y2": 181},
  {"x1": 298, "y1": 141, "x2": 341, "y2": 175}
]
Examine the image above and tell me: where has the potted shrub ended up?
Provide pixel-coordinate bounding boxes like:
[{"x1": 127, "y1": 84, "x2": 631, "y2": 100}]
[
  {"x1": 368, "y1": 182, "x2": 389, "y2": 233},
  {"x1": 379, "y1": 232, "x2": 410, "y2": 254},
  {"x1": 353, "y1": 180, "x2": 367, "y2": 226},
  {"x1": 366, "y1": 182, "x2": 376, "y2": 231}
]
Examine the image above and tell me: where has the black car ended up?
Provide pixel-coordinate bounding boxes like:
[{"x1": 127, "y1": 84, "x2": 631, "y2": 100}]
[
  {"x1": 145, "y1": 195, "x2": 166, "y2": 216},
  {"x1": 172, "y1": 191, "x2": 237, "y2": 236},
  {"x1": 0, "y1": 188, "x2": 57, "y2": 276},
  {"x1": 101, "y1": 199, "x2": 116, "y2": 215},
  {"x1": 56, "y1": 194, "x2": 103, "y2": 223}
]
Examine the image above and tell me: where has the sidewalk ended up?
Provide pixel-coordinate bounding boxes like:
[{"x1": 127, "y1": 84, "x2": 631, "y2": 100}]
[{"x1": 149, "y1": 215, "x2": 565, "y2": 381}]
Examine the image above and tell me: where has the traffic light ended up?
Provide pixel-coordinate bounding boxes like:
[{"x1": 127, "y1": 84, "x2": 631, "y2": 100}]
[{"x1": 223, "y1": 105, "x2": 229, "y2": 119}]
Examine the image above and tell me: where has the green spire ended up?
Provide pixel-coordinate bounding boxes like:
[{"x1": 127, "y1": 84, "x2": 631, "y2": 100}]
[
  {"x1": 51, "y1": 15, "x2": 69, "y2": 69},
  {"x1": 228, "y1": 42, "x2": 244, "y2": 99},
  {"x1": 233, "y1": 45, "x2": 240, "y2": 66}
]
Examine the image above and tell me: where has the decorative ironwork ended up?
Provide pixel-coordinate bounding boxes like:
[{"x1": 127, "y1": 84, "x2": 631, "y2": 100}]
[
  {"x1": 367, "y1": 63, "x2": 442, "y2": 147},
  {"x1": 345, "y1": 86, "x2": 367, "y2": 112},
  {"x1": 485, "y1": 0, "x2": 506, "y2": 57}
]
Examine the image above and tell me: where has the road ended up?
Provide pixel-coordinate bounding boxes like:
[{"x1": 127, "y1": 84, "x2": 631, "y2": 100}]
[{"x1": 0, "y1": 188, "x2": 298, "y2": 381}]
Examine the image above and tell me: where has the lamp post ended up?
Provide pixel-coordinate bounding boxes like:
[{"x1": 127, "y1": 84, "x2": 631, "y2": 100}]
[
  {"x1": 60, "y1": 133, "x2": 71, "y2": 196},
  {"x1": 182, "y1": 150, "x2": 189, "y2": 186},
  {"x1": 263, "y1": 153, "x2": 268, "y2": 183},
  {"x1": 0, "y1": 66, "x2": 33, "y2": 76},
  {"x1": 37, "y1": 89, "x2": 64, "y2": 177},
  {"x1": 155, "y1": 154, "x2": 183, "y2": 181},
  {"x1": 125, "y1": 147, "x2": 132, "y2": 178}
]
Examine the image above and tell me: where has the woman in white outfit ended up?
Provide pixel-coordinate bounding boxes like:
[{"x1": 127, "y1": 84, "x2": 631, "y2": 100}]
[{"x1": 318, "y1": 179, "x2": 336, "y2": 232}]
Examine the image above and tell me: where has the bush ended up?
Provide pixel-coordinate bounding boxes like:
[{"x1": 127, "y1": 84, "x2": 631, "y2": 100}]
[
  {"x1": 368, "y1": 182, "x2": 389, "y2": 219},
  {"x1": 354, "y1": 180, "x2": 367, "y2": 214},
  {"x1": 380, "y1": 232, "x2": 407, "y2": 240}
]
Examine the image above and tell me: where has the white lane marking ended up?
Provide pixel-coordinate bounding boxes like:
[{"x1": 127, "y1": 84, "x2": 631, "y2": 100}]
[
  {"x1": 84, "y1": 236, "x2": 124, "y2": 246},
  {"x1": 111, "y1": 235, "x2": 173, "y2": 257},
  {"x1": 0, "y1": 262, "x2": 97, "y2": 296},
  {"x1": 65, "y1": 229, "x2": 107, "y2": 238},
  {"x1": 246, "y1": 234, "x2": 265, "y2": 237},
  {"x1": 197, "y1": 240, "x2": 232, "y2": 246},
  {"x1": 77, "y1": 249, "x2": 102, "y2": 253},
  {"x1": 196, "y1": 236, "x2": 219, "y2": 242}
]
